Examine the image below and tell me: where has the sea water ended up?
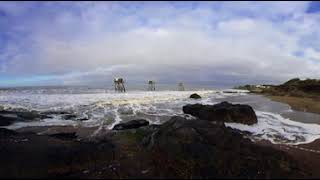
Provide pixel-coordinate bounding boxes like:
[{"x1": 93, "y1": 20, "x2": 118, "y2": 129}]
[{"x1": 1, "y1": 86, "x2": 320, "y2": 145}]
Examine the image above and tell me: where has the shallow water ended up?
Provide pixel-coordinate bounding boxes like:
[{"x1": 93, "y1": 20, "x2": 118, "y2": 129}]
[
  {"x1": 222, "y1": 94, "x2": 320, "y2": 145},
  {"x1": 1, "y1": 87, "x2": 320, "y2": 145}
]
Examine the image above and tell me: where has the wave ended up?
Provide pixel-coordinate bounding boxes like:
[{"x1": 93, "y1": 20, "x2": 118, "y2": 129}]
[
  {"x1": 226, "y1": 111, "x2": 320, "y2": 145},
  {"x1": 2, "y1": 88, "x2": 319, "y2": 145},
  {"x1": 2, "y1": 90, "x2": 224, "y2": 129}
]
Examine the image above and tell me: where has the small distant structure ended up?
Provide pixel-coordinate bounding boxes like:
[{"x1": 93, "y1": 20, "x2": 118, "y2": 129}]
[
  {"x1": 114, "y1": 77, "x2": 126, "y2": 92},
  {"x1": 148, "y1": 80, "x2": 156, "y2": 91},
  {"x1": 178, "y1": 82, "x2": 185, "y2": 91},
  {"x1": 255, "y1": 85, "x2": 267, "y2": 89}
]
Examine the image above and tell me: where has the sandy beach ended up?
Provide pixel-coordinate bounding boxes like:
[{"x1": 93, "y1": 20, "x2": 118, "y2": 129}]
[{"x1": 267, "y1": 95, "x2": 320, "y2": 115}]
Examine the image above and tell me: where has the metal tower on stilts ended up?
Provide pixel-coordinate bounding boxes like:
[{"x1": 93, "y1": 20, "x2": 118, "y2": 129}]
[{"x1": 114, "y1": 78, "x2": 126, "y2": 92}]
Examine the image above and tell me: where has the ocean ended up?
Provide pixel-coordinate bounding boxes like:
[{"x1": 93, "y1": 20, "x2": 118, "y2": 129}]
[{"x1": 1, "y1": 85, "x2": 320, "y2": 145}]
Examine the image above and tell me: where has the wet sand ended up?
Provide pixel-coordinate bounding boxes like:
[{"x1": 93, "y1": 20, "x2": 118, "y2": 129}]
[{"x1": 267, "y1": 95, "x2": 320, "y2": 115}]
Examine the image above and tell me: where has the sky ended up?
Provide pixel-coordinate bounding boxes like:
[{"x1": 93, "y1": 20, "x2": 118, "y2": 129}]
[{"x1": 0, "y1": 1, "x2": 320, "y2": 87}]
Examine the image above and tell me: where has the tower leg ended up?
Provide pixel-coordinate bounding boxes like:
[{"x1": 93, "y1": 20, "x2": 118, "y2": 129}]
[{"x1": 122, "y1": 84, "x2": 126, "y2": 92}]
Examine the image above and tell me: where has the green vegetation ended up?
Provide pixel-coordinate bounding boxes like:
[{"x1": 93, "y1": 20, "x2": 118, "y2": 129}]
[
  {"x1": 267, "y1": 78, "x2": 320, "y2": 98},
  {"x1": 236, "y1": 78, "x2": 320, "y2": 114},
  {"x1": 236, "y1": 78, "x2": 320, "y2": 98}
]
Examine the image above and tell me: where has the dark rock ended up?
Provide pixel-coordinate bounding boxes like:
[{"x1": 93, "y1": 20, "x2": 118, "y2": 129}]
[
  {"x1": 222, "y1": 91, "x2": 237, "y2": 93},
  {"x1": 16, "y1": 111, "x2": 49, "y2": 120},
  {"x1": 49, "y1": 132, "x2": 77, "y2": 140},
  {"x1": 113, "y1": 119, "x2": 149, "y2": 130},
  {"x1": 41, "y1": 111, "x2": 78, "y2": 120},
  {"x1": 77, "y1": 117, "x2": 89, "y2": 121},
  {"x1": 141, "y1": 124, "x2": 160, "y2": 131},
  {"x1": 41, "y1": 111, "x2": 72, "y2": 116},
  {"x1": 0, "y1": 129, "x2": 115, "y2": 178},
  {"x1": 0, "y1": 128, "x2": 17, "y2": 137},
  {"x1": 0, "y1": 114, "x2": 20, "y2": 126},
  {"x1": 0, "y1": 115, "x2": 310, "y2": 178},
  {"x1": 62, "y1": 114, "x2": 77, "y2": 120},
  {"x1": 189, "y1": 93, "x2": 201, "y2": 99},
  {"x1": 183, "y1": 101, "x2": 257, "y2": 125},
  {"x1": 0, "y1": 110, "x2": 50, "y2": 126},
  {"x1": 144, "y1": 116, "x2": 306, "y2": 178}
]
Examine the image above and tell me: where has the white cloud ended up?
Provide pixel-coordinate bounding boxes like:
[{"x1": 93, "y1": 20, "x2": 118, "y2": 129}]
[{"x1": 1, "y1": 1, "x2": 320, "y2": 86}]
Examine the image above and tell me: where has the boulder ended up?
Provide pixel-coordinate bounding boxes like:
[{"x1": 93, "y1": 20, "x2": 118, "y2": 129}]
[
  {"x1": 183, "y1": 101, "x2": 257, "y2": 125},
  {"x1": 0, "y1": 110, "x2": 50, "y2": 126},
  {"x1": 189, "y1": 93, "x2": 201, "y2": 99},
  {"x1": 143, "y1": 116, "x2": 305, "y2": 178},
  {"x1": 0, "y1": 114, "x2": 19, "y2": 126},
  {"x1": 113, "y1": 119, "x2": 149, "y2": 130}
]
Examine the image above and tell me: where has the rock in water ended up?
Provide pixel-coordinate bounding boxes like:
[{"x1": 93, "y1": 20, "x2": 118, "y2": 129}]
[
  {"x1": 183, "y1": 101, "x2": 257, "y2": 125},
  {"x1": 113, "y1": 119, "x2": 149, "y2": 130},
  {"x1": 189, "y1": 93, "x2": 201, "y2": 99},
  {"x1": 0, "y1": 114, "x2": 19, "y2": 126},
  {"x1": 0, "y1": 110, "x2": 50, "y2": 126}
]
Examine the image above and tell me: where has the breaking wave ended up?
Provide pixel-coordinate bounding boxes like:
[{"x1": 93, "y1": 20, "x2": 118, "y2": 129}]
[
  {"x1": 226, "y1": 111, "x2": 320, "y2": 145},
  {"x1": 1, "y1": 88, "x2": 320, "y2": 145}
]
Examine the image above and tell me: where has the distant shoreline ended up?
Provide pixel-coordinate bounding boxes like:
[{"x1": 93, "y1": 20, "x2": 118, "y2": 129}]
[{"x1": 236, "y1": 78, "x2": 320, "y2": 115}]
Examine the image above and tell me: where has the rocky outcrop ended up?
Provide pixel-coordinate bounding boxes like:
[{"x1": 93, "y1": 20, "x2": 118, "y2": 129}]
[
  {"x1": 189, "y1": 93, "x2": 201, "y2": 99},
  {"x1": 143, "y1": 116, "x2": 306, "y2": 178},
  {"x1": 113, "y1": 119, "x2": 149, "y2": 130},
  {"x1": 0, "y1": 114, "x2": 19, "y2": 126},
  {"x1": 0, "y1": 115, "x2": 310, "y2": 178},
  {"x1": 0, "y1": 128, "x2": 115, "y2": 178},
  {"x1": 0, "y1": 110, "x2": 84, "y2": 127},
  {"x1": 0, "y1": 110, "x2": 50, "y2": 126},
  {"x1": 0, "y1": 128, "x2": 17, "y2": 137},
  {"x1": 49, "y1": 132, "x2": 77, "y2": 140},
  {"x1": 0, "y1": 105, "x2": 311, "y2": 178},
  {"x1": 183, "y1": 101, "x2": 257, "y2": 125}
]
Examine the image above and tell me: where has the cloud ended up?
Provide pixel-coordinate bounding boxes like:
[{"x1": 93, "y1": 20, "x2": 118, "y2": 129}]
[{"x1": 0, "y1": 1, "x2": 320, "y2": 87}]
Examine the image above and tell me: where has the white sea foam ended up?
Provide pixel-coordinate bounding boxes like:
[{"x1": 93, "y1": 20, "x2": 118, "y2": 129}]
[
  {"x1": 0, "y1": 90, "x2": 217, "y2": 111},
  {"x1": 2, "y1": 90, "x2": 227, "y2": 129},
  {"x1": 225, "y1": 111, "x2": 320, "y2": 145},
  {"x1": 5, "y1": 117, "x2": 79, "y2": 130},
  {"x1": 2, "y1": 88, "x2": 320, "y2": 145}
]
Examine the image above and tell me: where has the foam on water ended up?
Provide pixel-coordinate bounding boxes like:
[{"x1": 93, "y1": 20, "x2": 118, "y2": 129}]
[
  {"x1": 1, "y1": 88, "x2": 320, "y2": 145},
  {"x1": 5, "y1": 116, "x2": 79, "y2": 129},
  {"x1": 1, "y1": 90, "x2": 224, "y2": 129},
  {"x1": 0, "y1": 90, "x2": 217, "y2": 111},
  {"x1": 226, "y1": 111, "x2": 320, "y2": 145}
]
